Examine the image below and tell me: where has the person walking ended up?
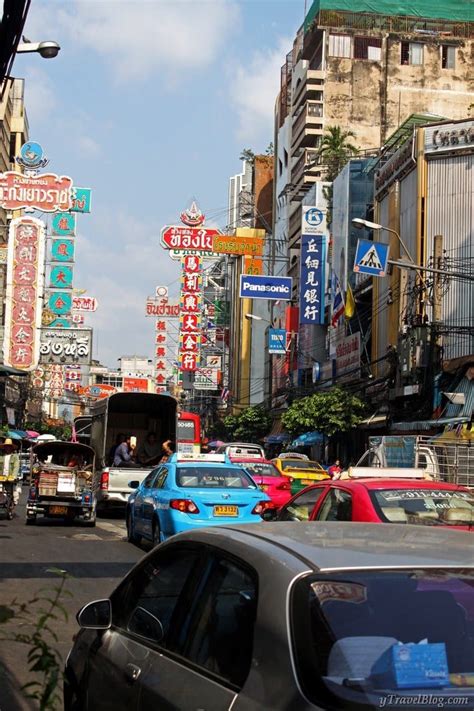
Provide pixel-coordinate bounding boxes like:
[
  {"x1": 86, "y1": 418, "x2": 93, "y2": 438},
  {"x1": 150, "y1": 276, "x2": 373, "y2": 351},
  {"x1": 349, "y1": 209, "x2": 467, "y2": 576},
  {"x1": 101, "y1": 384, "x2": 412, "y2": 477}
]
[{"x1": 327, "y1": 459, "x2": 342, "y2": 478}]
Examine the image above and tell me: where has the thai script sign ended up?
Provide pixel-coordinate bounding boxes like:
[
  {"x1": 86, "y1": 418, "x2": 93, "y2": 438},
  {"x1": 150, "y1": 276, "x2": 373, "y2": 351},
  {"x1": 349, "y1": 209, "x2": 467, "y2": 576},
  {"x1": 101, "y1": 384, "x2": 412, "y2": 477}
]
[
  {"x1": 161, "y1": 225, "x2": 219, "y2": 252},
  {"x1": 212, "y1": 234, "x2": 264, "y2": 257},
  {"x1": 243, "y1": 256, "x2": 263, "y2": 275},
  {"x1": 240, "y1": 275, "x2": 292, "y2": 300},
  {"x1": 300, "y1": 234, "x2": 326, "y2": 324},
  {"x1": 52, "y1": 212, "x2": 76, "y2": 236},
  {"x1": 72, "y1": 296, "x2": 98, "y2": 312},
  {"x1": 168, "y1": 248, "x2": 220, "y2": 260},
  {"x1": 80, "y1": 384, "x2": 116, "y2": 399},
  {"x1": 39, "y1": 328, "x2": 92, "y2": 365},
  {"x1": 335, "y1": 332, "x2": 360, "y2": 378},
  {"x1": 0, "y1": 172, "x2": 72, "y2": 212},
  {"x1": 70, "y1": 187, "x2": 92, "y2": 213},
  {"x1": 301, "y1": 207, "x2": 327, "y2": 237},
  {"x1": 425, "y1": 119, "x2": 474, "y2": 156},
  {"x1": 123, "y1": 377, "x2": 149, "y2": 393},
  {"x1": 145, "y1": 298, "x2": 180, "y2": 317},
  {"x1": 3, "y1": 217, "x2": 46, "y2": 370}
]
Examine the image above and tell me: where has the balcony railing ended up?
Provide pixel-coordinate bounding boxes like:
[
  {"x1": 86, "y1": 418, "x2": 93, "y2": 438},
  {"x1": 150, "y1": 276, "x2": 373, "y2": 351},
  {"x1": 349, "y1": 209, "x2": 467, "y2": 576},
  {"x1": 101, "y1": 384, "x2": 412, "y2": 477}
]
[
  {"x1": 293, "y1": 101, "x2": 324, "y2": 136},
  {"x1": 291, "y1": 148, "x2": 321, "y2": 184}
]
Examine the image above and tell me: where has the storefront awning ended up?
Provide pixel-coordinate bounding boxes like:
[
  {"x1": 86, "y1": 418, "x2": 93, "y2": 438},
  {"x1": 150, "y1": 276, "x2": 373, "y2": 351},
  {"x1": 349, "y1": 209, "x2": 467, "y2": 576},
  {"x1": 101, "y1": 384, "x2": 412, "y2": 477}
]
[
  {"x1": 0, "y1": 364, "x2": 29, "y2": 376},
  {"x1": 264, "y1": 419, "x2": 290, "y2": 444},
  {"x1": 291, "y1": 431, "x2": 324, "y2": 447},
  {"x1": 391, "y1": 416, "x2": 469, "y2": 432}
]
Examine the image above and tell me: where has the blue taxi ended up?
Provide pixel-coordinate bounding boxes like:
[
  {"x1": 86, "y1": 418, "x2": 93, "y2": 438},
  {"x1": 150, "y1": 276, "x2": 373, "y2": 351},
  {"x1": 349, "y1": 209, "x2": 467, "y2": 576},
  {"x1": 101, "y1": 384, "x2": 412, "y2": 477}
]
[{"x1": 126, "y1": 453, "x2": 271, "y2": 545}]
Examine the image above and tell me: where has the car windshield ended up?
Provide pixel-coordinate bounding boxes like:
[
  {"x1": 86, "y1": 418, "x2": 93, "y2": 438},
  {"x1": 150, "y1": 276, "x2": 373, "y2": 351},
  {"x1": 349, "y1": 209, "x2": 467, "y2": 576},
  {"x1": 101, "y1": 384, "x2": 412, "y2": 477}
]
[
  {"x1": 176, "y1": 466, "x2": 257, "y2": 489},
  {"x1": 292, "y1": 569, "x2": 474, "y2": 709},
  {"x1": 369, "y1": 488, "x2": 474, "y2": 525},
  {"x1": 241, "y1": 462, "x2": 281, "y2": 478},
  {"x1": 280, "y1": 460, "x2": 324, "y2": 471}
]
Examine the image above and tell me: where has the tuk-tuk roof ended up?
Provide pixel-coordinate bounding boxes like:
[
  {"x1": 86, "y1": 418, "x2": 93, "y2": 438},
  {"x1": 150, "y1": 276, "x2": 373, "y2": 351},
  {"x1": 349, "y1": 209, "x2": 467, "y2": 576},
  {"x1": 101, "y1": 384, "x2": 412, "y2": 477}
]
[{"x1": 32, "y1": 441, "x2": 95, "y2": 459}]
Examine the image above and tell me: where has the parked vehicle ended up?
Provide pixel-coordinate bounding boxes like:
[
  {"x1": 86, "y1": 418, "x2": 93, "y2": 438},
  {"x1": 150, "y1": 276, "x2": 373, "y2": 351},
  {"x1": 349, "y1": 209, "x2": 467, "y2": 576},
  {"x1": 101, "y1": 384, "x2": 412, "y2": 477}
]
[
  {"x1": 272, "y1": 454, "x2": 329, "y2": 494},
  {"x1": 215, "y1": 442, "x2": 265, "y2": 458},
  {"x1": 65, "y1": 522, "x2": 474, "y2": 710},
  {"x1": 26, "y1": 441, "x2": 96, "y2": 526},
  {"x1": 126, "y1": 453, "x2": 271, "y2": 545},
  {"x1": 90, "y1": 392, "x2": 177, "y2": 512},
  {"x1": 229, "y1": 457, "x2": 292, "y2": 508},
  {"x1": 264, "y1": 468, "x2": 474, "y2": 529}
]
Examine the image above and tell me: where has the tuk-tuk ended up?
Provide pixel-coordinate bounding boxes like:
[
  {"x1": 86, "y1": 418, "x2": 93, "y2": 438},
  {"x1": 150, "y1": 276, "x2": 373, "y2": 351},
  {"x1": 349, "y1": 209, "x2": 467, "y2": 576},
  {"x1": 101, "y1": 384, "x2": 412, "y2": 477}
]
[{"x1": 26, "y1": 441, "x2": 96, "y2": 526}]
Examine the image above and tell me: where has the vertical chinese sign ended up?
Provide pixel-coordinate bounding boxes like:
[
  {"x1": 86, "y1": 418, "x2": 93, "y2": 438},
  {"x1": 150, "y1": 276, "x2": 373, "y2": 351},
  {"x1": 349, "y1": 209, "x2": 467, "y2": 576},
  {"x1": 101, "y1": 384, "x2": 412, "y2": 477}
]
[
  {"x1": 299, "y1": 234, "x2": 326, "y2": 325},
  {"x1": 178, "y1": 254, "x2": 203, "y2": 373},
  {"x1": 3, "y1": 217, "x2": 46, "y2": 370}
]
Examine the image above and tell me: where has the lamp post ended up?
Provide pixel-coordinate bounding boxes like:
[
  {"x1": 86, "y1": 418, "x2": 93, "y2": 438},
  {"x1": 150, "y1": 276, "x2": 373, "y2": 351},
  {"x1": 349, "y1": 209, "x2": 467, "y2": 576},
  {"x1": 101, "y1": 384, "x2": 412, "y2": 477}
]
[
  {"x1": 16, "y1": 40, "x2": 61, "y2": 59},
  {"x1": 351, "y1": 217, "x2": 415, "y2": 264}
]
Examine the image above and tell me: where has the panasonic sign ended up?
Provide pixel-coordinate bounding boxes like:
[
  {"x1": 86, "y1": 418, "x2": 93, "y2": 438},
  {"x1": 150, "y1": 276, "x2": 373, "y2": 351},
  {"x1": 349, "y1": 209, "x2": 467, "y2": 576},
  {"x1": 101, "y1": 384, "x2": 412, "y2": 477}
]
[{"x1": 239, "y1": 274, "x2": 293, "y2": 300}]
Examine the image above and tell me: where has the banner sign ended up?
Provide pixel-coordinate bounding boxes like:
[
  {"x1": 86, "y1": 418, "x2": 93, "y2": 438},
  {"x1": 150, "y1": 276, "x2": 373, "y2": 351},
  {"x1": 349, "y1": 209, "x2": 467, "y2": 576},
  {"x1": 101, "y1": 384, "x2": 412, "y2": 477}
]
[
  {"x1": 299, "y1": 234, "x2": 326, "y2": 324},
  {"x1": 52, "y1": 212, "x2": 76, "y2": 236},
  {"x1": 70, "y1": 187, "x2": 92, "y2": 213},
  {"x1": 72, "y1": 296, "x2": 98, "y2": 312},
  {"x1": 3, "y1": 217, "x2": 46, "y2": 370},
  {"x1": 243, "y1": 256, "x2": 263, "y2": 275},
  {"x1": 123, "y1": 377, "x2": 148, "y2": 393},
  {"x1": 168, "y1": 248, "x2": 219, "y2": 261},
  {"x1": 335, "y1": 331, "x2": 361, "y2": 378},
  {"x1": 239, "y1": 274, "x2": 292, "y2": 301},
  {"x1": 0, "y1": 172, "x2": 72, "y2": 212},
  {"x1": 212, "y1": 234, "x2": 264, "y2": 257},
  {"x1": 39, "y1": 328, "x2": 92, "y2": 365},
  {"x1": 301, "y1": 206, "x2": 327, "y2": 237},
  {"x1": 50, "y1": 265, "x2": 73, "y2": 289},
  {"x1": 161, "y1": 225, "x2": 219, "y2": 252},
  {"x1": 268, "y1": 328, "x2": 287, "y2": 354},
  {"x1": 145, "y1": 298, "x2": 179, "y2": 317},
  {"x1": 194, "y1": 368, "x2": 219, "y2": 390},
  {"x1": 51, "y1": 238, "x2": 75, "y2": 263},
  {"x1": 80, "y1": 383, "x2": 116, "y2": 399}
]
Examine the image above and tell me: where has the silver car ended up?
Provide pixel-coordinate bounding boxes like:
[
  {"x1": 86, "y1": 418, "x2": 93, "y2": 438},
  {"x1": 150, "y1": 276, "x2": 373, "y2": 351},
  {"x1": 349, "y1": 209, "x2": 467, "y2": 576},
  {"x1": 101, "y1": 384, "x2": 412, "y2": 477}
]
[{"x1": 65, "y1": 523, "x2": 474, "y2": 710}]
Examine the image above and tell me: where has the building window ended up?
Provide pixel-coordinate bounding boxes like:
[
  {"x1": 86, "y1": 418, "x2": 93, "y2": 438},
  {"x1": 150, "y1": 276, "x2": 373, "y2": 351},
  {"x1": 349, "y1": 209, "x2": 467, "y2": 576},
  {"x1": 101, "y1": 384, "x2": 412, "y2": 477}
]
[
  {"x1": 401, "y1": 41, "x2": 423, "y2": 66},
  {"x1": 441, "y1": 45, "x2": 455, "y2": 69},
  {"x1": 328, "y1": 34, "x2": 351, "y2": 58},
  {"x1": 354, "y1": 37, "x2": 382, "y2": 61}
]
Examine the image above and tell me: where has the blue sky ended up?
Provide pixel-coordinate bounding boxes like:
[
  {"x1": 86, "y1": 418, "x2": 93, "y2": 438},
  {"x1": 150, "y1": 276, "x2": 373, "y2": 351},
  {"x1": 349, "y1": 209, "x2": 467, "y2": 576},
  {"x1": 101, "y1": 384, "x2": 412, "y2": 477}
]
[{"x1": 16, "y1": 0, "x2": 305, "y2": 368}]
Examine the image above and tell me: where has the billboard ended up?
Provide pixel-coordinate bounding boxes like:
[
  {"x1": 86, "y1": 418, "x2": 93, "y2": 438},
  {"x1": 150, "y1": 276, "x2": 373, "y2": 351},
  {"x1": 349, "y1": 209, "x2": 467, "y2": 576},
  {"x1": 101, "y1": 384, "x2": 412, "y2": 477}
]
[
  {"x1": 299, "y1": 234, "x2": 326, "y2": 324},
  {"x1": 39, "y1": 328, "x2": 92, "y2": 365},
  {"x1": 3, "y1": 217, "x2": 46, "y2": 370},
  {"x1": 239, "y1": 275, "x2": 292, "y2": 300},
  {"x1": 0, "y1": 172, "x2": 72, "y2": 212},
  {"x1": 123, "y1": 377, "x2": 149, "y2": 393}
]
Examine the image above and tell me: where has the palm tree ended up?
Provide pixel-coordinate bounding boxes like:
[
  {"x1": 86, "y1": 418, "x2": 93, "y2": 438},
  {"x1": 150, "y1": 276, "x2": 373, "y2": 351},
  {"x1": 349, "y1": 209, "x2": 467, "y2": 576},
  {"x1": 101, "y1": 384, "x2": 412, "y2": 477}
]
[{"x1": 318, "y1": 126, "x2": 359, "y2": 181}]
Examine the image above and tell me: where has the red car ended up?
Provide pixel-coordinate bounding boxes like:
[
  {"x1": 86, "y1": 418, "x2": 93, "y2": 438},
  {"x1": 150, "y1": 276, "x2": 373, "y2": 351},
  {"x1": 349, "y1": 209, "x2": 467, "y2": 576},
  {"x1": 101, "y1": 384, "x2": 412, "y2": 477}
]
[
  {"x1": 230, "y1": 457, "x2": 292, "y2": 508},
  {"x1": 266, "y1": 476, "x2": 474, "y2": 530}
]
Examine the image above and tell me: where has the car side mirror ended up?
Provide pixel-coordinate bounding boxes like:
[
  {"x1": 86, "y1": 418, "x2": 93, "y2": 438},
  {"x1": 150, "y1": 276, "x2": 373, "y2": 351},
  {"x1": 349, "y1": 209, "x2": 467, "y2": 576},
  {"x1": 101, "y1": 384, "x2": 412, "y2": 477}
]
[
  {"x1": 128, "y1": 606, "x2": 164, "y2": 643},
  {"x1": 77, "y1": 599, "x2": 111, "y2": 629},
  {"x1": 128, "y1": 480, "x2": 140, "y2": 489},
  {"x1": 261, "y1": 508, "x2": 278, "y2": 522}
]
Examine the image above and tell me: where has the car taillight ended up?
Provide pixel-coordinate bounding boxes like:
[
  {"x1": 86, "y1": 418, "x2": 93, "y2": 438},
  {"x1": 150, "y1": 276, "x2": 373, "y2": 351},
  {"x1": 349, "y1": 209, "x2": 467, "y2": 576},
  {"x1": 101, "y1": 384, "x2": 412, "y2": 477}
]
[
  {"x1": 170, "y1": 499, "x2": 200, "y2": 514},
  {"x1": 276, "y1": 480, "x2": 291, "y2": 490},
  {"x1": 100, "y1": 471, "x2": 109, "y2": 491},
  {"x1": 252, "y1": 501, "x2": 273, "y2": 515}
]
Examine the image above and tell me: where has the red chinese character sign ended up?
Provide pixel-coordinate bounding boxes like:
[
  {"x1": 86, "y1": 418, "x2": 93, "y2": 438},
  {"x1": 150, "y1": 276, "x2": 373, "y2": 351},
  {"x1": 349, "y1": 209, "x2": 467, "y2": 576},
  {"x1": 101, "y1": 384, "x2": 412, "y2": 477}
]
[
  {"x1": 3, "y1": 217, "x2": 46, "y2": 370},
  {"x1": 178, "y1": 254, "x2": 203, "y2": 371}
]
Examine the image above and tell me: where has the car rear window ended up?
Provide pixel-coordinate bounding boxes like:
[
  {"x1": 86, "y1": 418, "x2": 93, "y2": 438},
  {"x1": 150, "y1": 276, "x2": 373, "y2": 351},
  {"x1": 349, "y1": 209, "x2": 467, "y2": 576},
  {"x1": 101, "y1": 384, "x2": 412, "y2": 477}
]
[
  {"x1": 369, "y1": 488, "x2": 474, "y2": 525},
  {"x1": 242, "y1": 463, "x2": 281, "y2": 478},
  {"x1": 176, "y1": 466, "x2": 257, "y2": 489},
  {"x1": 280, "y1": 460, "x2": 324, "y2": 471},
  {"x1": 291, "y1": 569, "x2": 474, "y2": 708}
]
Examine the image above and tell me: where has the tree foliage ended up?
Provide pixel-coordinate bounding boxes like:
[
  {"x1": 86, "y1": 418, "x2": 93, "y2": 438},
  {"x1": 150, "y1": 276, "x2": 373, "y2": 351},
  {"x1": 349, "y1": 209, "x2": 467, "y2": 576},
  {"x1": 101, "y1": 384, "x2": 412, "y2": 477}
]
[
  {"x1": 318, "y1": 126, "x2": 359, "y2": 182},
  {"x1": 282, "y1": 387, "x2": 365, "y2": 437},
  {"x1": 223, "y1": 406, "x2": 271, "y2": 443},
  {"x1": 239, "y1": 148, "x2": 255, "y2": 164}
]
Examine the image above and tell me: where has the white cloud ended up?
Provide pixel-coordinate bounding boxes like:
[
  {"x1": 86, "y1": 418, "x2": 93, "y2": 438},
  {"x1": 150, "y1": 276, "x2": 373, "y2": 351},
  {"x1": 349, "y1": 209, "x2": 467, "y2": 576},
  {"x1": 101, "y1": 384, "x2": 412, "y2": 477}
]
[
  {"x1": 21, "y1": 66, "x2": 57, "y2": 125},
  {"x1": 77, "y1": 135, "x2": 101, "y2": 158},
  {"x1": 25, "y1": 0, "x2": 240, "y2": 83},
  {"x1": 231, "y1": 38, "x2": 291, "y2": 143}
]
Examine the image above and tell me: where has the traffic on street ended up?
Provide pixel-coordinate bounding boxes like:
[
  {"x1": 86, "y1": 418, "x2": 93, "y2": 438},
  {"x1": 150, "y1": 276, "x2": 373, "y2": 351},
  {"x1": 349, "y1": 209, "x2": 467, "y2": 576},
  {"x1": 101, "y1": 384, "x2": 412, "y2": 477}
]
[{"x1": 0, "y1": 0, "x2": 473, "y2": 710}]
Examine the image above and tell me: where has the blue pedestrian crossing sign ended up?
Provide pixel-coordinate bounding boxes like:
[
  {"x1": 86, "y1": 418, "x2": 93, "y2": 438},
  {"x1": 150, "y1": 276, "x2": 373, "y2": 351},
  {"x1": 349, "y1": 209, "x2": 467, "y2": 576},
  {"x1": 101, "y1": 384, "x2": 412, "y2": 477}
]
[{"x1": 354, "y1": 239, "x2": 390, "y2": 277}]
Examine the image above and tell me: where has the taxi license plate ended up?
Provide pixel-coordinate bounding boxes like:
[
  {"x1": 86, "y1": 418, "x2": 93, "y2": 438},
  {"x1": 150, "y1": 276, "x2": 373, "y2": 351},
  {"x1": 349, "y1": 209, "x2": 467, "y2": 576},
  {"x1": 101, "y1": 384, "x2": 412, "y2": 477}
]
[
  {"x1": 49, "y1": 505, "x2": 68, "y2": 515},
  {"x1": 301, "y1": 479, "x2": 313, "y2": 486},
  {"x1": 213, "y1": 505, "x2": 238, "y2": 517}
]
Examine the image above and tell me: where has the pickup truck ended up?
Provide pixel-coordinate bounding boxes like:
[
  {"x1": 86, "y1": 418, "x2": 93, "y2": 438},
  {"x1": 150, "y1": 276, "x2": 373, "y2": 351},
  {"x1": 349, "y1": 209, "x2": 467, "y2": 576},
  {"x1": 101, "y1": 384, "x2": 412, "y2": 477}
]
[{"x1": 90, "y1": 392, "x2": 177, "y2": 512}]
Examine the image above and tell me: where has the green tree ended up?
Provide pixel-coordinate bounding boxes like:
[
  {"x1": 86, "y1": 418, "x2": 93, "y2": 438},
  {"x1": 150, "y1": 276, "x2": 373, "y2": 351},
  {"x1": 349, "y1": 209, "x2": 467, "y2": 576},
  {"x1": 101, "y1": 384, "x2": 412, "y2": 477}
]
[
  {"x1": 282, "y1": 387, "x2": 365, "y2": 437},
  {"x1": 318, "y1": 125, "x2": 359, "y2": 182},
  {"x1": 239, "y1": 148, "x2": 255, "y2": 164},
  {"x1": 223, "y1": 406, "x2": 271, "y2": 443}
]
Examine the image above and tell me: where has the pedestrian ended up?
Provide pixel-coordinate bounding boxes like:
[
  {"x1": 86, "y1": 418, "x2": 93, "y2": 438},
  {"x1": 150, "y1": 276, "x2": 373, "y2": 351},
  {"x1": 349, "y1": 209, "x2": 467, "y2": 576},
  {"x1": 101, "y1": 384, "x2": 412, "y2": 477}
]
[
  {"x1": 137, "y1": 432, "x2": 162, "y2": 466},
  {"x1": 327, "y1": 459, "x2": 342, "y2": 478},
  {"x1": 0, "y1": 438, "x2": 21, "y2": 505},
  {"x1": 113, "y1": 435, "x2": 136, "y2": 467}
]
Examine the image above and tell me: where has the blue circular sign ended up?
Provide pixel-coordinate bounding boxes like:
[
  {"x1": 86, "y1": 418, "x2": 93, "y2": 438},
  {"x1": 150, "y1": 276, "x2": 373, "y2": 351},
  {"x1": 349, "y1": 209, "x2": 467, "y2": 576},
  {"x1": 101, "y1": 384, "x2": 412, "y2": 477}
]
[
  {"x1": 305, "y1": 208, "x2": 324, "y2": 227},
  {"x1": 19, "y1": 142, "x2": 45, "y2": 169}
]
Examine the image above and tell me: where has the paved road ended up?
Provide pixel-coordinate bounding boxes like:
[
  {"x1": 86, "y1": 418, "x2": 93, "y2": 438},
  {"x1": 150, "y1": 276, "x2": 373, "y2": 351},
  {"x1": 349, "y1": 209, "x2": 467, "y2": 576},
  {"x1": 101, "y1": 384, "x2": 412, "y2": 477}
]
[{"x1": 0, "y1": 491, "x2": 145, "y2": 711}]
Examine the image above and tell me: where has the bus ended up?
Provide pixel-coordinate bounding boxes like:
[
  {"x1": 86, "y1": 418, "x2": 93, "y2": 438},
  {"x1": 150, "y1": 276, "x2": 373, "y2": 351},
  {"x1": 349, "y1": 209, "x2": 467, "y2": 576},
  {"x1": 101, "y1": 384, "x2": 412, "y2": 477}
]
[{"x1": 177, "y1": 411, "x2": 201, "y2": 455}]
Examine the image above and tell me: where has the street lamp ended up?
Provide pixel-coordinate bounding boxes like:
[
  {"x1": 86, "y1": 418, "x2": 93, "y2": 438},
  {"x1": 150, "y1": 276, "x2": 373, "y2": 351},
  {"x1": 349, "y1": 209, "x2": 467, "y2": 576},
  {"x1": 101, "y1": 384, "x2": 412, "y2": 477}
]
[
  {"x1": 352, "y1": 217, "x2": 415, "y2": 264},
  {"x1": 16, "y1": 40, "x2": 61, "y2": 59},
  {"x1": 245, "y1": 313, "x2": 266, "y2": 322}
]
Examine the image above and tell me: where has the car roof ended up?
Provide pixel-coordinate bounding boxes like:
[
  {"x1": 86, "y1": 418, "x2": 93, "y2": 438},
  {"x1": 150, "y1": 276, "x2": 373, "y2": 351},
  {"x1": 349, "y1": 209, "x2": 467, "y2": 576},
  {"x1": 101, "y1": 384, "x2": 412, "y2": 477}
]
[
  {"x1": 329, "y1": 479, "x2": 472, "y2": 491},
  {"x1": 230, "y1": 457, "x2": 274, "y2": 464},
  {"x1": 183, "y1": 522, "x2": 474, "y2": 570}
]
